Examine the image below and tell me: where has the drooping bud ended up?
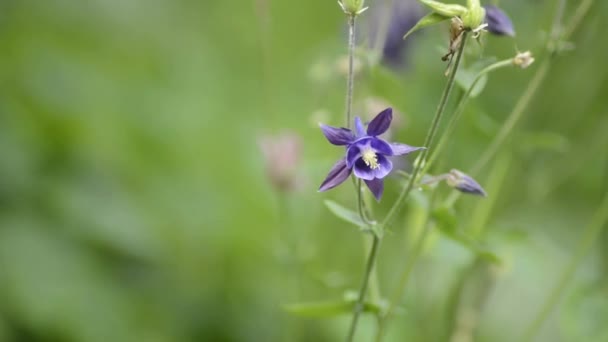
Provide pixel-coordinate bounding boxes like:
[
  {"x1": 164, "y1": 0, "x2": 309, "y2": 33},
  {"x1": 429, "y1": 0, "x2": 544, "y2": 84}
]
[
  {"x1": 512, "y1": 51, "x2": 535, "y2": 69},
  {"x1": 483, "y1": 5, "x2": 515, "y2": 37},
  {"x1": 462, "y1": 0, "x2": 485, "y2": 30},
  {"x1": 338, "y1": 0, "x2": 367, "y2": 16},
  {"x1": 446, "y1": 169, "x2": 487, "y2": 196}
]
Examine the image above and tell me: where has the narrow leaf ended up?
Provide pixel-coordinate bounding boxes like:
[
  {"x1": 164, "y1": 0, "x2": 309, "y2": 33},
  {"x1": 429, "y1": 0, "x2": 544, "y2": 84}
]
[
  {"x1": 403, "y1": 12, "x2": 450, "y2": 41},
  {"x1": 418, "y1": 0, "x2": 467, "y2": 17},
  {"x1": 324, "y1": 200, "x2": 368, "y2": 228}
]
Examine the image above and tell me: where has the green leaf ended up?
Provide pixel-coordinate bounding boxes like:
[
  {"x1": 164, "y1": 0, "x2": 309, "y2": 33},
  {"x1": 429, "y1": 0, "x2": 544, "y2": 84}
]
[
  {"x1": 284, "y1": 299, "x2": 383, "y2": 317},
  {"x1": 418, "y1": 0, "x2": 467, "y2": 17},
  {"x1": 324, "y1": 200, "x2": 366, "y2": 228},
  {"x1": 403, "y1": 12, "x2": 450, "y2": 41}
]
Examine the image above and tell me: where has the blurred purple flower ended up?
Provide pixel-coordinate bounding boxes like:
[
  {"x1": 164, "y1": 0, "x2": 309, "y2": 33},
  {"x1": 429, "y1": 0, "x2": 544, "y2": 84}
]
[
  {"x1": 318, "y1": 108, "x2": 423, "y2": 200},
  {"x1": 483, "y1": 5, "x2": 515, "y2": 37},
  {"x1": 368, "y1": 0, "x2": 422, "y2": 67}
]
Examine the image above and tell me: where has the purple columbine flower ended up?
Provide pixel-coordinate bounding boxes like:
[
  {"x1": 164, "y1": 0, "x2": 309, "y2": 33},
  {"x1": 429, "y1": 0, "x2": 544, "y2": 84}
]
[
  {"x1": 318, "y1": 108, "x2": 423, "y2": 201},
  {"x1": 483, "y1": 5, "x2": 515, "y2": 37}
]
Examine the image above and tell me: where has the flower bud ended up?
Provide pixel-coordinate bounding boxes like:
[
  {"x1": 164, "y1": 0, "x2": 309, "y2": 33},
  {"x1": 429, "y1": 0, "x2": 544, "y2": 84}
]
[
  {"x1": 462, "y1": 0, "x2": 484, "y2": 30},
  {"x1": 483, "y1": 5, "x2": 515, "y2": 36},
  {"x1": 512, "y1": 51, "x2": 535, "y2": 69},
  {"x1": 419, "y1": 0, "x2": 467, "y2": 17},
  {"x1": 338, "y1": 0, "x2": 367, "y2": 16},
  {"x1": 446, "y1": 169, "x2": 487, "y2": 196}
]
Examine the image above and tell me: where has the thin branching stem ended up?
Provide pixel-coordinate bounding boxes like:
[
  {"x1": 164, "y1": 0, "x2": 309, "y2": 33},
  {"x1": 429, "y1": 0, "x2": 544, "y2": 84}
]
[
  {"x1": 423, "y1": 58, "x2": 514, "y2": 175},
  {"x1": 346, "y1": 14, "x2": 356, "y2": 129},
  {"x1": 443, "y1": 0, "x2": 594, "y2": 207},
  {"x1": 382, "y1": 31, "x2": 469, "y2": 228},
  {"x1": 346, "y1": 235, "x2": 381, "y2": 342}
]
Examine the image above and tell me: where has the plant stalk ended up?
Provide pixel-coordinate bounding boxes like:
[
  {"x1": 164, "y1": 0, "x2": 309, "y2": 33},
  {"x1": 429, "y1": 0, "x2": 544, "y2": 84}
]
[
  {"x1": 346, "y1": 235, "x2": 381, "y2": 342},
  {"x1": 346, "y1": 14, "x2": 356, "y2": 128},
  {"x1": 383, "y1": 31, "x2": 469, "y2": 228}
]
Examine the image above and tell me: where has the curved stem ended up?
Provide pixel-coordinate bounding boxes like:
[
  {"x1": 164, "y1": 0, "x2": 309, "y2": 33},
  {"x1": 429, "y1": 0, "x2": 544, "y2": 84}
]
[
  {"x1": 469, "y1": 60, "x2": 550, "y2": 176},
  {"x1": 443, "y1": 1, "x2": 595, "y2": 208},
  {"x1": 346, "y1": 14, "x2": 356, "y2": 128},
  {"x1": 423, "y1": 58, "x2": 514, "y2": 175},
  {"x1": 382, "y1": 31, "x2": 469, "y2": 227},
  {"x1": 346, "y1": 235, "x2": 381, "y2": 342},
  {"x1": 521, "y1": 191, "x2": 608, "y2": 341}
]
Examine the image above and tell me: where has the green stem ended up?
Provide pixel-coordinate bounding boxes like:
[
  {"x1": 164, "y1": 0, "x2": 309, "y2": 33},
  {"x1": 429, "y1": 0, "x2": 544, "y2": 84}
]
[
  {"x1": 374, "y1": 196, "x2": 435, "y2": 342},
  {"x1": 470, "y1": 60, "x2": 550, "y2": 176},
  {"x1": 423, "y1": 58, "x2": 514, "y2": 175},
  {"x1": 521, "y1": 191, "x2": 608, "y2": 342},
  {"x1": 443, "y1": 0, "x2": 594, "y2": 208},
  {"x1": 382, "y1": 31, "x2": 469, "y2": 227},
  {"x1": 346, "y1": 235, "x2": 381, "y2": 342},
  {"x1": 346, "y1": 14, "x2": 356, "y2": 128}
]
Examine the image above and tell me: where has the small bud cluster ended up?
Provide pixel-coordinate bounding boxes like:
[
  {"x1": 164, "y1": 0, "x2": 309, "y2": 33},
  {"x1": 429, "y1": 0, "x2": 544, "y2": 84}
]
[
  {"x1": 513, "y1": 51, "x2": 535, "y2": 69},
  {"x1": 338, "y1": 0, "x2": 368, "y2": 16}
]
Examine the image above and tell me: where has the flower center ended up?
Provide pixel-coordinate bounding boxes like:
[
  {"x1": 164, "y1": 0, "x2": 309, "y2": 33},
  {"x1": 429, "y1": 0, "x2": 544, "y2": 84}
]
[{"x1": 361, "y1": 148, "x2": 380, "y2": 169}]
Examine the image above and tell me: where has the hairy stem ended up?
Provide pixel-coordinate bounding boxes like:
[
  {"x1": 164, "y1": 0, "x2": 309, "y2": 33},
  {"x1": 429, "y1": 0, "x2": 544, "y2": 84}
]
[
  {"x1": 383, "y1": 31, "x2": 469, "y2": 227},
  {"x1": 346, "y1": 14, "x2": 356, "y2": 128},
  {"x1": 521, "y1": 191, "x2": 608, "y2": 341},
  {"x1": 346, "y1": 235, "x2": 381, "y2": 342}
]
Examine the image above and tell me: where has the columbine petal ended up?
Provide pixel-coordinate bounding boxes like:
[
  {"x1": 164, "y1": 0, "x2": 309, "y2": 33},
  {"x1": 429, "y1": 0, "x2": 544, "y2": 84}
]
[
  {"x1": 346, "y1": 144, "x2": 361, "y2": 168},
  {"x1": 354, "y1": 117, "x2": 366, "y2": 137},
  {"x1": 371, "y1": 138, "x2": 393, "y2": 156},
  {"x1": 319, "y1": 124, "x2": 355, "y2": 145},
  {"x1": 446, "y1": 169, "x2": 487, "y2": 197},
  {"x1": 319, "y1": 158, "x2": 352, "y2": 192},
  {"x1": 353, "y1": 155, "x2": 393, "y2": 180},
  {"x1": 367, "y1": 108, "x2": 392, "y2": 136},
  {"x1": 364, "y1": 178, "x2": 384, "y2": 201},
  {"x1": 484, "y1": 5, "x2": 515, "y2": 37},
  {"x1": 390, "y1": 143, "x2": 425, "y2": 156}
]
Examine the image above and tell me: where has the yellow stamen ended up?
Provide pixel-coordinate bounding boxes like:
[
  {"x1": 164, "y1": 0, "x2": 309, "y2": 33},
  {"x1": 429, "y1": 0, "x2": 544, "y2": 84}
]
[{"x1": 362, "y1": 149, "x2": 379, "y2": 169}]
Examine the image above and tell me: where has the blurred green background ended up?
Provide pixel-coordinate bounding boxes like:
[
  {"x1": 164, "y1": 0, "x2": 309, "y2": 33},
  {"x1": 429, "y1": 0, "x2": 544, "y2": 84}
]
[{"x1": 0, "y1": 0, "x2": 607, "y2": 341}]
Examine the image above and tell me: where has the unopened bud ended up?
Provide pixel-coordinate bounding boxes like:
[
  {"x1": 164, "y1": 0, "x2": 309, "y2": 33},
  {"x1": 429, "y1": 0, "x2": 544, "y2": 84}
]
[
  {"x1": 338, "y1": 0, "x2": 367, "y2": 16},
  {"x1": 483, "y1": 5, "x2": 515, "y2": 37},
  {"x1": 513, "y1": 51, "x2": 535, "y2": 69},
  {"x1": 462, "y1": 0, "x2": 485, "y2": 30},
  {"x1": 446, "y1": 169, "x2": 487, "y2": 197}
]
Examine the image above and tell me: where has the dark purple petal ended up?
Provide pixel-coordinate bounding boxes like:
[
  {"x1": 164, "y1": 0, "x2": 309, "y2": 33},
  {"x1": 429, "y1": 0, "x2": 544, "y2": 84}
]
[
  {"x1": 367, "y1": 108, "x2": 393, "y2": 136},
  {"x1": 365, "y1": 178, "x2": 384, "y2": 201},
  {"x1": 319, "y1": 158, "x2": 352, "y2": 192},
  {"x1": 390, "y1": 143, "x2": 425, "y2": 156},
  {"x1": 374, "y1": 155, "x2": 393, "y2": 179},
  {"x1": 354, "y1": 117, "x2": 366, "y2": 137},
  {"x1": 319, "y1": 124, "x2": 355, "y2": 145},
  {"x1": 353, "y1": 155, "x2": 393, "y2": 180},
  {"x1": 447, "y1": 169, "x2": 487, "y2": 197},
  {"x1": 346, "y1": 144, "x2": 361, "y2": 168},
  {"x1": 370, "y1": 138, "x2": 393, "y2": 156},
  {"x1": 484, "y1": 5, "x2": 515, "y2": 37}
]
